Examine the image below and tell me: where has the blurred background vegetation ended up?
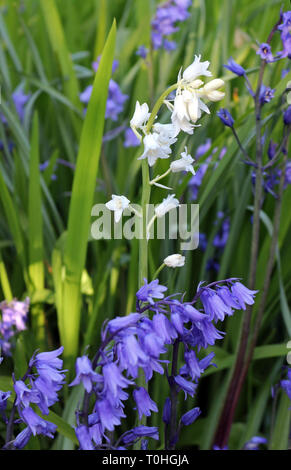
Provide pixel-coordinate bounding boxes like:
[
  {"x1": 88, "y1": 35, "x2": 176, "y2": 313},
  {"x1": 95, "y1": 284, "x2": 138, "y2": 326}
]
[{"x1": 0, "y1": 0, "x2": 290, "y2": 449}]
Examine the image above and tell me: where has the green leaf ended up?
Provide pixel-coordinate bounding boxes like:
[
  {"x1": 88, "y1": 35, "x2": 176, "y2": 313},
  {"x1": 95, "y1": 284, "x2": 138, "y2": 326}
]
[
  {"x1": 40, "y1": 0, "x2": 82, "y2": 136},
  {"x1": 61, "y1": 20, "x2": 116, "y2": 366},
  {"x1": 269, "y1": 391, "x2": 291, "y2": 450}
]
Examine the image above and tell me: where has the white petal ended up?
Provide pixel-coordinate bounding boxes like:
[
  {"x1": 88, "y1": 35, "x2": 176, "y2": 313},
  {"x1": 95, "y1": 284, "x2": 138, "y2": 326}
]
[{"x1": 114, "y1": 209, "x2": 123, "y2": 223}]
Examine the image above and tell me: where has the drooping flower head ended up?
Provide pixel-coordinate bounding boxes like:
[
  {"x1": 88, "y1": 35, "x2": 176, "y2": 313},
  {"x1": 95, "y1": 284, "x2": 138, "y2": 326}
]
[
  {"x1": 171, "y1": 55, "x2": 225, "y2": 134},
  {"x1": 223, "y1": 57, "x2": 246, "y2": 76}
]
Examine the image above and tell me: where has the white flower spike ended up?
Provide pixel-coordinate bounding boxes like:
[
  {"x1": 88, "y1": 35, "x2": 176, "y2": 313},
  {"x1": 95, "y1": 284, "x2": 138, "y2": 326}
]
[
  {"x1": 105, "y1": 195, "x2": 130, "y2": 223},
  {"x1": 164, "y1": 254, "x2": 185, "y2": 268}
]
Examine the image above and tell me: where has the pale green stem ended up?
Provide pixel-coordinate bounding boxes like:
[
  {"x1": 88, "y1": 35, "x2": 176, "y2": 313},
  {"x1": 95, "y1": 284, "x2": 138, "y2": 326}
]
[
  {"x1": 145, "y1": 84, "x2": 179, "y2": 133},
  {"x1": 128, "y1": 204, "x2": 142, "y2": 218},
  {"x1": 135, "y1": 82, "x2": 179, "y2": 447},
  {"x1": 150, "y1": 168, "x2": 171, "y2": 185},
  {"x1": 153, "y1": 263, "x2": 166, "y2": 280},
  {"x1": 146, "y1": 214, "x2": 157, "y2": 240}
]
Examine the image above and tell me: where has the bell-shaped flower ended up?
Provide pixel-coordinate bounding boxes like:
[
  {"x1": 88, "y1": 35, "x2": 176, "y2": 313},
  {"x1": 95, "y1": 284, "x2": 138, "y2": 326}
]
[
  {"x1": 155, "y1": 194, "x2": 180, "y2": 218},
  {"x1": 181, "y1": 407, "x2": 201, "y2": 426},
  {"x1": 170, "y1": 147, "x2": 195, "y2": 175},
  {"x1": 130, "y1": 101, "x2": 150, "y2": 129},
  {"x1": 133, "y1": 387, "x2": 158, "y2": 420},
  {"x1": 105, "y1": 195, "x2": 130, "y2": 223},
  {"x1": 182, "y1": 55, "x2": 212, "y2": 82},
  {"x1": 138, "y1": 124, "x2": 177, "y2": 167},
  {"x1": 70, "y1": 356, "x2": 102, "y2": 393}
]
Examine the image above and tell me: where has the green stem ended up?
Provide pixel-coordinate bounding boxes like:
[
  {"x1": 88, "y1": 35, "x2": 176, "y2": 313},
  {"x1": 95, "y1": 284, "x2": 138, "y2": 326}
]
[
  {"x1": 150, "y1": 168, "x2": 171, "y2": 185},
  {"x1": 138, "y1": 159, "x2": 151, "y2": 287},
  {"x1": 145, "y1": 84, "x2": 178, "y2": 133},
  {"x1": 153, "y1": 263, "x2": 166, "y2": 280}
]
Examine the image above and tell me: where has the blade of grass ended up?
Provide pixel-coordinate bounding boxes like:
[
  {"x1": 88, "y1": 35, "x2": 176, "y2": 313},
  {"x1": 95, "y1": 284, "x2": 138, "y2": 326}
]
[
  {"x1": 40, "y1": 0, "x2": 82, "y2": 137},
  {"x1": 28, "y1": 114, "x2": 46, "y2": 348},
  {"x1": 61, "y1": 20, "x2": 116, "y2": 368}
]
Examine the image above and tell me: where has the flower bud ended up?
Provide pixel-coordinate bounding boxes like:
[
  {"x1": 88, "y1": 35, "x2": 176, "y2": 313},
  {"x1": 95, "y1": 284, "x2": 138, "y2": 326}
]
[{"x1": 163, "y1": 254, "x2": 185, "y2": 268}]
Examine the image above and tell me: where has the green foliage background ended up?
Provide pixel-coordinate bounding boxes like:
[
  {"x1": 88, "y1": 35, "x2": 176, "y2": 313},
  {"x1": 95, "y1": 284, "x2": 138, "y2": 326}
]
[{"x1": 0, "y1": 0, "x2": 290, "y2": 450}]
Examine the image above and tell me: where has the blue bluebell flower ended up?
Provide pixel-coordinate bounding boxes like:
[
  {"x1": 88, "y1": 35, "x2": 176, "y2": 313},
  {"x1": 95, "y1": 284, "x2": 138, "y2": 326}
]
[
  {"x1": 283, "y1": 106, "x2": 291, "y2": 125},
  {"x1": 12, "y1": 89, "x2": 30, "y2": 122},
  {"x1": 123, "y1": 127, "x2": 141, "y2": 148},
  {"x1": 184, "y1": 318, "x2": 225, "y2": 350},
  {"x1": 281, "y1": 367, "x2": 291, "y2": 400},
  {"x1": 243, "y1": 436, "x2": 267, "y2": 450},
  {"x1": 14, "y1": 380, "x2": 40, "y2": 408},
  {"x1": 0, "y1": 390, "x2": 11, "y2": 411},
  {"x1": 181, "y1": 350, "x2": 201, "y2": 379},
  {"x1": 80, "y1": 61, "x2": 128, "y2": 121},
  {"x1": 181, "y1": 407, "x2": 201, "y2": 425},
  {"x1": 70, "y1": 356, "x2": 102, "y2": 393},
  {"x1": 0, "y1": 390, "x2": 11, "y2": 423},
  {"x1": 30, "y1": 346, "x2": 66, "y2": 386},
  {"x1": 20, "y1": 407, "x2": 57, "y2": 438},
  {"x1": 102, "y1": 362, "x2": 133, "y2": 399},
  {"x1": 150, "y1": 0, "x2": 191, "y2": 51},
  {"x1": 267, "y1": 140, "x2": 277, "y2": 159},
  {"x1": 231, "y1": 282, "x2": 258, "y2": 310},
  {"x1": 174, "y1": 375, "x2": 197, "y2": 398},
  {"x1": 136, "y1": 278, "x2": 168, "y2": 305},
  {"x1": 13, "y1": 427, "x2": 33, "y2": 449},
  {"x1": 107, "y1": 313, "x2": 141, "y2": 334},
  {"x1": 122, "y1": 426, "x2": 159, "y2": 445},
  {"x1": 94, "y1": 398, "x2": 126, "y2": 431},
  {"x1": 75, "y1": 425, "x2": 95, "y2": 450},
  {"x1": 277, "y1": 12, "x2": 291, "y2": 59},
  {"x1": 259, "y1": 84, "x2": 275, "y2": 104},
  {"x1": 224, "y1": 57, "x2": 246, "y2": 76},
  {"x1": 217, "y1": 108, "x2": 234, "y2": 127},
  {"x1": 133, "y1": 387, "x2": 158, "y2": 419},
  {"x1": 256, "y1": 43, "x2": 274, "y2": 62},
  {"x1": 213, "y1": 216, "x2": 230, "y2": 249},
  {"x1": 285, "y1": 161, "x2": 291, "y2": 185},
  {"x1": 200, "y1": 289, "x2": 233, "y2": 322},
  {"x1": 217, "y1": 285, "x2": 240, "y2": 309},
  {"x1": 136, "y1": 45, "x2": 148, "y2": 59},
  {"x1": 152, "y1": 313, "x2": 178, "y2": 344},
  {"x1": 0, "y1": 298, "x2": 29, "y2": 355}
]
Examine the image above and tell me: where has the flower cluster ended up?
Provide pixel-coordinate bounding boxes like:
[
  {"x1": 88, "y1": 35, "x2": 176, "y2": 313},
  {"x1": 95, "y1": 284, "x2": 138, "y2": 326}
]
[
  {"x1": 148, "y1": 0, "x2": 192, "y2": 52},
  {"x1": 105, "y1": 56, "x2": 224, "y2": 248},
  {"x1": 218, "y1": 10, "x2": 291, "y2": 204},
  {"x1": 278, "y1": 11, "x2": 291, "y2": 59},
  {"x1": 70, "y1": 313, "x2": 162, "y2": 450},
  {"x1": 70, "y1": 277, "x2": 257, "y2": 450},
  {"x1": 2, "y1": 347, "x2": 66, "y2": 449},
  {"x1": 80, "y1": 59, "x2": 128, "y2": 121},
  {"x1": 0, "y1": 298, "x2": 30, "y2": 355}
]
